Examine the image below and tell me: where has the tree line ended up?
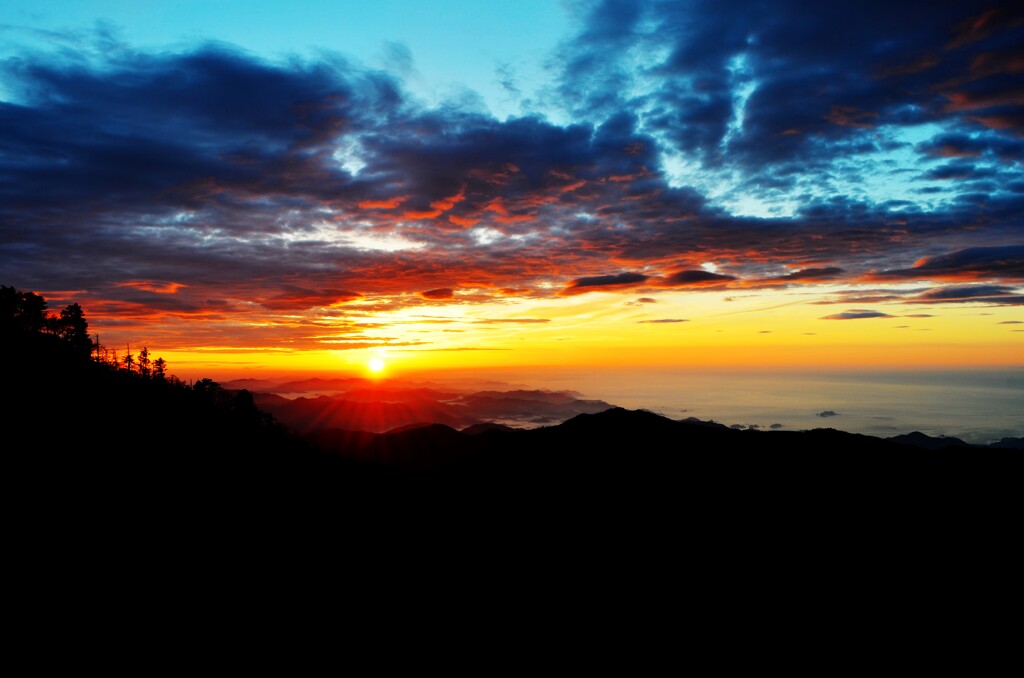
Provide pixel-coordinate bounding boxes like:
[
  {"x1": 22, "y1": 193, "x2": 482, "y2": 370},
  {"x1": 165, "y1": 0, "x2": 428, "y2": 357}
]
[
  {"x1": 2, "y1": 284, "x2": 170, "y2": 382},
  {"x1": 1, "y1": 283, "x2": 279, "y2": 428}
]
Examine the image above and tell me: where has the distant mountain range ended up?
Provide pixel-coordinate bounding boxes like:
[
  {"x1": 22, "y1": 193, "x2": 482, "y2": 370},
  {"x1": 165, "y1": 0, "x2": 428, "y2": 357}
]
[
  {"x1": 301, "y1": 406, "x2": 1021, "y2": 476},
  {"x1": 4, "y1": 303, "x2": 1019, "y2": 535},
  {"x1": 223, "y1": 377, "x2": 1022, "y2": 452},
  {"x1": 236, "y1": 382, "x2": 617, "y2": 433},
  {"x1": 7, "y1": 284, "x2": 1018, "y2": 580}
]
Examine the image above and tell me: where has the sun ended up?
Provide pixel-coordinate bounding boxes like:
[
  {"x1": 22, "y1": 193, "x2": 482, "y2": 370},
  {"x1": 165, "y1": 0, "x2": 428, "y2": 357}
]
[{"x1": 368, "y1": 357, "x2": 385, "y2": 374}]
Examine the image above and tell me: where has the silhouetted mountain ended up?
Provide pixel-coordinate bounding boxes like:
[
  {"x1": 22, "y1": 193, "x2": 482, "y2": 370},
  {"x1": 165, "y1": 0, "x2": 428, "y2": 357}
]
[
  {"x1": 336, "y1": 386, "x2": 464, "y2": 402},
  {"x1": 299, "y1": 407, "x2": 964, "y2": 482},
  {"x1": 253, "y1": 394, "x2": 470, "y2": 433},
  {"x1": 466, "y1": 389, "x2": 586, "y2": 403},
  {"x1": 457, "y1": 394, "x2": 612, "y2": 421},
  {"x1": 987, "y1": 437, "x2": 1024, "y2": 450},
  {"x1": 219, "y1": 377, "x2": 278, "y2": 391},
  {"x1": 249, "y1": 386, "x2": 615, "y2": 433},
  {"x1": 461, "y1": 422, "x2": 520, "y2": 435},
  {"x1": 681, "y1": 415, "x2": 731, "y2": 430},
  {"x1": 5, "y1": 285, "x2": 1019, "y2": 547},
  {"x1": 258, "y1": 377, "x2": 373, "y2": 393},
  {"x1": 889, "y1": 431, "x2": 972, "y2": 450}
]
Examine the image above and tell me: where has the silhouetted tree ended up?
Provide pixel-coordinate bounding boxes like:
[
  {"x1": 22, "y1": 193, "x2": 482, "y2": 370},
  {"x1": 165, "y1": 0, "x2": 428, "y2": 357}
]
[
  {"x1": 231, "y1": 389, "x2": 266, "y2": 426},
  {"x1": 153, "y1": 357, "x2": 167, "y2": 380},
  {"x1": 55, "y1": 303, "x2": 91, "y2": 357},
  {"x1": 0, "y1": 285, "x2": 48, "y2": 334},
  {"x1": 194, "y1": 378, "x2": 221, "y2": 401},
  {"x1": 138, "y1": 346, "x2": 151, "y2": 378},
  {"x1": 123, "y1": 350, "x2": 134, "y2": 373}
]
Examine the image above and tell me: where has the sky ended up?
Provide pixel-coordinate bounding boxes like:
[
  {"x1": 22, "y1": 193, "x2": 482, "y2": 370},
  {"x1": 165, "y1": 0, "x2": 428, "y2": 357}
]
[{"x1": 1, "y1": 0, "x2": 1022, "y2": 381}]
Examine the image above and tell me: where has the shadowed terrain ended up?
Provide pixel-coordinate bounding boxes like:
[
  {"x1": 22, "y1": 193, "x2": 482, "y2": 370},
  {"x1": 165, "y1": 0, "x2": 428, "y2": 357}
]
[{"x1": 4, "y1": 286, "x2": 1019, "y2": 541}]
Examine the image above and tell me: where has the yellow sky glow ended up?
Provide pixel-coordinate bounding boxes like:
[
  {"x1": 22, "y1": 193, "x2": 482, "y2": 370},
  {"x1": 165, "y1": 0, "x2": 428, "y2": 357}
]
[{"x1": 142, "y1": 286, "x2": 1023, "y2": 383}]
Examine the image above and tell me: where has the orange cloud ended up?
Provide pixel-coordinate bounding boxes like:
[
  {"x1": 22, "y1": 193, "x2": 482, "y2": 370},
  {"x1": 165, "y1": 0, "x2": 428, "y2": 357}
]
[
  {"x1": 402, "y1": 209, "x2": 443, "y2": 220},
  {"x1": 116, "y1": 281, "x2": 188, "y2": 294},
  {"x1": 484, "y1": 199, "x2": 509, "y2": 216},
  {"x1": 494, "y1": 214, "x2": 533, "y2": 224},
  {"x1": 430, "y1": 190, "x2": 465, "y2": 211},
  {"x1": 359, "y1": 196, "x2": 406, "y2": 209},
  {"x1": 448, "y1": 214, "x2": 480, "y2": 227}
]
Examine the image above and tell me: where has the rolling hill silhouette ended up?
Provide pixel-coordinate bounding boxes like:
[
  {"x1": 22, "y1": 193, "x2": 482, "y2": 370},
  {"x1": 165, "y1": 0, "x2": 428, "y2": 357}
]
[{"x1": 4, "y1": 284, "x2": 1019, "y2": 539}]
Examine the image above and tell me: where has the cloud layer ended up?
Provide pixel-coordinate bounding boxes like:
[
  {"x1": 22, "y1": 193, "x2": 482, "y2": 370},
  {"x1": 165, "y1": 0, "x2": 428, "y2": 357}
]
[{"x1": 1, "y1": 2, "x2": 1022, "y2": 352}]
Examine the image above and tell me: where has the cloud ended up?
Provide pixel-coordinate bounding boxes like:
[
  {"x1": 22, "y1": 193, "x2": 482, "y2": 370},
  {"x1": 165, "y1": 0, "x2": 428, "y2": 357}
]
[
  {"x1": 637, "y1": 319, "x2": 688, "y2": 324},
  {"x1": 561, "y1": 2, "x2": 1024, "y2": 167},
  {"x1": 922, "y1": 161, "x2": 1000, "y2": 181},
  {"x1": 663, "y1": 270, "x2": 737, "y2": 286},
  {"x1": 776, "y1": 267, "x2": 844, "y2": 281},
  {"x1": 820, "y1": 310, "x2": 896, "y2": 320},
  {"x1": 998, "y1": 320, "x2": 1022, "y2": 324},
  {"x1": 1, "y1": 9, "x2": 1023, "y2": 351},
  {"x1": 259, "y1": 287, "x2": 362, "y2": 311},
  {"x1": 420, "y1": 288, "x2": 455, "y2": 300},
  {"x1": 116, "y1": 281, "x2": 188, "y2": 294},
  {"x1": 560, "y1": 272, "x2": 649, "y2": 295},
  {"x1": 871, "y1": 246, "x2": 1024, "y2": 282},
  {"x1": 909, "y1": 284, "x2": 1024, "y2": 305}
]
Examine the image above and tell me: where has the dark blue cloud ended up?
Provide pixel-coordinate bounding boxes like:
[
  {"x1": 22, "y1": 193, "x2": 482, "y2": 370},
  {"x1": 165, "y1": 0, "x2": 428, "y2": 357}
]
[
  {"x1": 664, "y1": 270, "x2": 736, "y2": 286},
  {"x1": 777, "y1": 267, "x2": 845, "y2": 281},
  {"x1": 558, "y1": 0, "x2": 1024, "y2": 179},
  {"x1": 873, "y1": 245, "x2": 1024, "y2": 281},
  {"x1": 0, "y1": 44, "x2": 395, "y2": 212},
  {"x1": 923, "y1": 161, "x2": 1001, "y2": 181},
  {"x1": 562, "y1": 272, "x2": 650, "y2": 294},
  {"x1": 916, "y1": 132, "x2": 1024, "y2": 162},
  {"x1": 912, "y1": 284, "x2": 1024, "y2": 305}
]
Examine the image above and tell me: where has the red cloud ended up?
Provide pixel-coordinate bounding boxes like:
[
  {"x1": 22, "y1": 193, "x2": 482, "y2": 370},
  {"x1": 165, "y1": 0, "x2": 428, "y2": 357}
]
[
  {"x1": 402, "y1": 209, "x2": 443, "y2": 220},
  {"x1": 448, "y1": 215, "x2": 480, "y2": 227},
  {"x1": 359, "y1": 196, "x2": 406, "y2": 209},
  {"x1": 116, "y1": 281, "x2": 188, "y2": 294},
  {"x1": 430, "y1": 190, "x2": 465, "y2": 211},
  {"x1": 420, "y1": 288, "x2": 455, "y2": 300}
]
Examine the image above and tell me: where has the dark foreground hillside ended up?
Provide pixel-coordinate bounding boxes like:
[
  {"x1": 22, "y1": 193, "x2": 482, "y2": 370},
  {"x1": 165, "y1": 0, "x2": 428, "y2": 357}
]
[
  {"x1": 5, "y1": 312, "x2": 1022, "y2": 628},
  {"x1": 6, "y1": 324, "x2": 1017, "y2": 513},
  {"x1": 3, "y1": 286, "x2": 1019, "y2": 559}
]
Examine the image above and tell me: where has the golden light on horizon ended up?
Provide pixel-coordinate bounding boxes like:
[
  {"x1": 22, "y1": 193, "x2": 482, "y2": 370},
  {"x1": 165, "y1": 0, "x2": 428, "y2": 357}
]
[{"x1": 368, "y1": 357, "x2": 386, "y2": 374}]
